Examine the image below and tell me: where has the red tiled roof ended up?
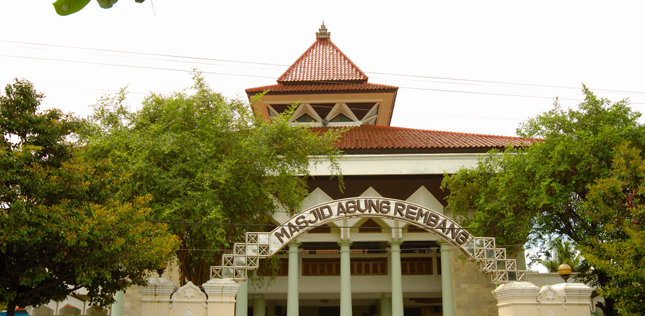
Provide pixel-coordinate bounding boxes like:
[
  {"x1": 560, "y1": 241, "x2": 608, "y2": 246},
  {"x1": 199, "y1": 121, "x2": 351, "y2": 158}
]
[
  {"x1": 311, "y1": 125, "x2": 533, "y2": 150},
  {"x1": 246, "y1": 82, "x2": 398, "y2": 94},
  {"x1": 277, "y1": 38, "x2": 368, "y2": 83}
]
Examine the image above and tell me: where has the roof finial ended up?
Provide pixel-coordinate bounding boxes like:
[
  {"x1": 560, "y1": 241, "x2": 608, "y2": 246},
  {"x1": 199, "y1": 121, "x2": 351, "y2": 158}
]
[{"x1": 316, "y1": 20, "x2": 330, "y2": 39}]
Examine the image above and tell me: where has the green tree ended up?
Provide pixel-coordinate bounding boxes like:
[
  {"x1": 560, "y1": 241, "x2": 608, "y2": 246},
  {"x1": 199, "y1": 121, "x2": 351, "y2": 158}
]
[
  {"x1": 438, "y1": 148, "x2": 535, "y2": 249},
  {"x1": 52, "y1": 0, "x2": 144, "y2": 16},
  {"x1": 80, "y1": 73, "x2": 343, "y2": 285},
  {"x1": 0, "y1": 79, "x2": 178, "y2": 316},
  {"x1": 530, "y1": 238, "x2": 583, "y2": 273},
  {"x1": 441, "y1": 87, "x2": 645, "y2": 316},
  {"x1": 582, "y1": 144, "x2": 645, "y2": 316}
]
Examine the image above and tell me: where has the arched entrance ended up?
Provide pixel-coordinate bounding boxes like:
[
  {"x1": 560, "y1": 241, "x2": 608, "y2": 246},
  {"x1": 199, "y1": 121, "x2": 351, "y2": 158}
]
[
  {"x1": 211, "y1": 197, "x2": 526, "y2": 283},
  {"x1": 211, "y1": 197, "x2": 526, "y2": 316}
]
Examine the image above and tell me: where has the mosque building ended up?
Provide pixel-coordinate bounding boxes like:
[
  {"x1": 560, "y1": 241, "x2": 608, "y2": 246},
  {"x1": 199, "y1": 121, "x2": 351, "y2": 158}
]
[
  {"x1": 227, "y1": 23, "x2": 530, "y2": 316},
  {"x1": 25, "y1": 23, "x2": 532, "y2": 316}
]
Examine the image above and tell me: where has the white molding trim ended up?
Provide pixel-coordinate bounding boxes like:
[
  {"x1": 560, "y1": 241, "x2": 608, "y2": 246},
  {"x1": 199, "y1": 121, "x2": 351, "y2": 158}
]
[
  {"x1": 496, "y1": 302, "x2": 591, "y2": 307},
  {"x1": 537, "y1": 302, "x2": 590, "y2": 306},
  {"x1": 496, "y1": 302, "x2": 539, "y2": 307},
  {"x1": 309, "y1": 153, "x2": 483, "y2": 176}
]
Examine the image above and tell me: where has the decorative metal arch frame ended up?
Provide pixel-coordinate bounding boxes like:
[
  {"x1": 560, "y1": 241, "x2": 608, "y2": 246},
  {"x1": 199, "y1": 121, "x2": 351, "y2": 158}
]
[{"x1": 211, "y1": 197, "x2": 526, "y2": 283}]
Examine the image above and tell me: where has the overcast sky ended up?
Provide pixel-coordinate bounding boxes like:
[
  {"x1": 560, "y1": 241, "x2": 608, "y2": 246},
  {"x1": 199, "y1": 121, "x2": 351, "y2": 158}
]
[{"x1": 1, "y1": 1, "x2": 644, "y2": 136}]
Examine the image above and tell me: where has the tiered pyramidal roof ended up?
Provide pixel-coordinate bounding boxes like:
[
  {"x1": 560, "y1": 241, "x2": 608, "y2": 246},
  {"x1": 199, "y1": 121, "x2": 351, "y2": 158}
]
[
  {"x1": 277, "y1": 23, "x2": 368, "y2": 83},
  {"x1": 246, "y1": 23, "x2": 397, "y2": 94},
  {"x1": 246, "y1": 23, "x2": 531, "y2": 151}
]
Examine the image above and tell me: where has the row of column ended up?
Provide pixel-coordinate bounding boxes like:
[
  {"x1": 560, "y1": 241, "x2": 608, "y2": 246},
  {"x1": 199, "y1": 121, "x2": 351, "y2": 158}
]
[{"x1": 236, "y1": 241, "x2": 455, "y2": 316}]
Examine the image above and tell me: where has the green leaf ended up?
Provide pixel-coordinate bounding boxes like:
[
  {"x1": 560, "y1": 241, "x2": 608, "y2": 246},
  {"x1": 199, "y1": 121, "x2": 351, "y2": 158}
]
[
  {"x1": 52, "y1": 0, "x2": 91, "y2": 16},
  {"x1": 97, "y1": 0, "x2": 118, "y2": 9}
]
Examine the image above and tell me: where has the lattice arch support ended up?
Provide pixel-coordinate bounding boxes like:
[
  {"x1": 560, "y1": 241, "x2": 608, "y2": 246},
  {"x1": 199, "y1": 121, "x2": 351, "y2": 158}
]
[{"x1": 211, "y1": 197, "x2": 527, "y2": 284}]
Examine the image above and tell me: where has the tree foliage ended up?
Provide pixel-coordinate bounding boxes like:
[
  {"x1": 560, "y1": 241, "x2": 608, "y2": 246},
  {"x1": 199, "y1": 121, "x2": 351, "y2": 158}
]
[
  {"x1": 0, "y1": 79, "x2": 178, "y2": 316},
  {"x1": 529, "y1": 238, "x2": 583, "y2": 273},
  {"x1": 80, "y1": 73, "x2": 343, "y2": 285},
  {"x1": 581, "y1": 145, "x2": 645, "y2": 315},
  {"x1": 439, "y1": 148, "x2": 535, "y2": 248},
  {"x1": 52, "y1": 0, "x2": 144, "y2": 16},
  {"x1": 442, "y1": 87, "x2": 645, "y2": 316}
]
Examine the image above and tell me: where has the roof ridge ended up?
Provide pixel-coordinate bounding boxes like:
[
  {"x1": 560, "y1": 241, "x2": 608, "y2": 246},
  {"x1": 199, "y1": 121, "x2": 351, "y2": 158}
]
[
  {"x1": 277, "y1": 40, "x2": 319, "y2": 82},
  {"x1": 325, "y1": 39, "x2": 368, "y2": 80}
]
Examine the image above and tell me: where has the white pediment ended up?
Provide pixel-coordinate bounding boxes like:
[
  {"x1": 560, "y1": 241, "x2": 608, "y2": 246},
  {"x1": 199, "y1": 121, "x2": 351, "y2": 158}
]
[
  {"x1": 359, "y1": 186, "x2": 382, "y2": 197},
  {"x1": 301, "y1": 187, "x2": 334, "y2": 210},
  {"x1": 406, "y1": 185, "x2": 444, "y2": 214},
  {"x1": 170, "y1": 281, "x2": 207, "y2": 309}
]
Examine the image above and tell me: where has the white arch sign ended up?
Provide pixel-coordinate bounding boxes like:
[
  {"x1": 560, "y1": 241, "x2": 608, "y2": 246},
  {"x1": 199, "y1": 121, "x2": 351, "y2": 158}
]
[{"x1": 211, "y1": 197, "x2": 526, "y2": 283}]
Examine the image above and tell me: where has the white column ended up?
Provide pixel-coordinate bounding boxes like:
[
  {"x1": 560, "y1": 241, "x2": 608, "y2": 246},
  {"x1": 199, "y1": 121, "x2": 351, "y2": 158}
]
[
  {"x1": 388, "y1": 239, "x2": 404, "y2": 316},
  {"x1": 267, "y1": 300, "x2": 276, "y2": 316},
  {"x1": 236, "y1": 280, "x2": 248, "y2": 316},
  {"x1": 287, "y1": 241, "x2": 301, "y2": 316},
  {"x1": 110, "y1": 291, "x2": 123, "y2": 316},
  {"x1": 380, "y1": 293, "x2": 392, "y2": 316},
  {"x1": 253, "y1": 294, "x2": 266, "y2": 316},
  {"x1": 338, "y1": 240, "x2": 353, "y2": 316},
  {"x1": 440, "y1": 242, "x2": 454, "y2": 316}
]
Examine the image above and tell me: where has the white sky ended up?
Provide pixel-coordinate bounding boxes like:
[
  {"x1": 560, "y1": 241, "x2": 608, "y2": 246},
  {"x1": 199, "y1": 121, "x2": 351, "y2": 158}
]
[{"x1": 1, "y1": 1, "x2": 644, "y2": 137}]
